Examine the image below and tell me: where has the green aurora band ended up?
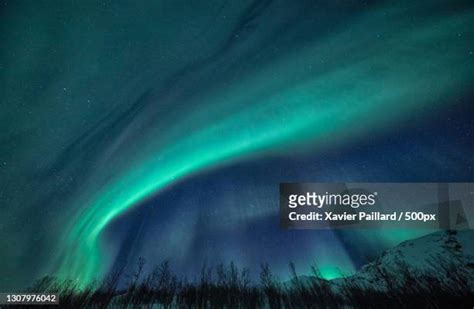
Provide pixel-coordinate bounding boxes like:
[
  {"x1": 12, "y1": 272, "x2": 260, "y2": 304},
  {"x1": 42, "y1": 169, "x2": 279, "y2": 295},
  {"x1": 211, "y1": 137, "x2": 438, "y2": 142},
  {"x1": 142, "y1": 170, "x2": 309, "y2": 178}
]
[
  {"x1": 1, "y1": 0, "x2": 474, "y2": 290},
  {"x1": 54, "y1": 4, "x2": 474, "y2": 286}
]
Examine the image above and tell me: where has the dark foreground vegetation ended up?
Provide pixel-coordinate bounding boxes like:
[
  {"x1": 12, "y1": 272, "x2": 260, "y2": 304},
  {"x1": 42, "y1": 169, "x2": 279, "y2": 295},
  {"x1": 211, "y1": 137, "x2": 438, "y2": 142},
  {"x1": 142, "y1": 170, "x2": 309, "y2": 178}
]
[{"x1": 25, "y1": 256, "x2": 474, "y2": 308}]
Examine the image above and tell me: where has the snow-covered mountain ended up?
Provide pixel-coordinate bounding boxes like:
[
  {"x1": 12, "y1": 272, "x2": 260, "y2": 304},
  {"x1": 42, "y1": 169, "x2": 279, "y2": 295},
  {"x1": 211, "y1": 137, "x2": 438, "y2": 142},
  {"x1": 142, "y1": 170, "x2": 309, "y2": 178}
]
[{"x1": 331, "y1": 230, "x2": 474, "y2": 291}]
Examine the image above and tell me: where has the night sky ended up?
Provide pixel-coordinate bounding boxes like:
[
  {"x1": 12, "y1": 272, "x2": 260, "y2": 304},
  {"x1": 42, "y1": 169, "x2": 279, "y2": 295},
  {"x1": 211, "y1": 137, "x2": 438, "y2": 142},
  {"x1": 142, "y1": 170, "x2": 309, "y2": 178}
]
[{"x1": 1, "y1": 0, "x2": 473, "y2": 290}]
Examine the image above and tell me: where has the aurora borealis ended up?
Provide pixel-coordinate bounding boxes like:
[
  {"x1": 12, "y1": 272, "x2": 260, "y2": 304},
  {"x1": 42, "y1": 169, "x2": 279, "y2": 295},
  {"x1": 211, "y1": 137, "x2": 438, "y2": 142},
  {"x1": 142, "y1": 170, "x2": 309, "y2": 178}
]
[{"x1": 1, "y1": 0, "x2": 474, "y2": 291}]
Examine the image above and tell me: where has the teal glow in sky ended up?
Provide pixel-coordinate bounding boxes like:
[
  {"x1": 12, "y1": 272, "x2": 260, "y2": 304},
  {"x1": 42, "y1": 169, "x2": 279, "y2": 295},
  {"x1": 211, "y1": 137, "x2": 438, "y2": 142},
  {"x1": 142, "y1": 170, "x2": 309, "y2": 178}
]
[{"x1": 1, "y1": 0, "x2": 473, "y2": 290}]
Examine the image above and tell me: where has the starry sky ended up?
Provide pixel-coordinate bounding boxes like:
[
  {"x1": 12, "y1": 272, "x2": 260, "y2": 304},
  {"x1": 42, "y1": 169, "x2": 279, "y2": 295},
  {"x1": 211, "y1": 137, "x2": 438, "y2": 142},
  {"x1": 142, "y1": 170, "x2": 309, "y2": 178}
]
[{"x1": 1, "y1": 0, "x2": 473, "y2": 290}]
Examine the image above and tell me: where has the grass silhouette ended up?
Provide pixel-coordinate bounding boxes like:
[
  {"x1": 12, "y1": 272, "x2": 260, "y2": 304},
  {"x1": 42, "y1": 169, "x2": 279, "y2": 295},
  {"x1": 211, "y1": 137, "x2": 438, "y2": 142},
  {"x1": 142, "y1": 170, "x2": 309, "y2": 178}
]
[{"x1": 27, "y1": 253, "x2": 474, "y2": 308}]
